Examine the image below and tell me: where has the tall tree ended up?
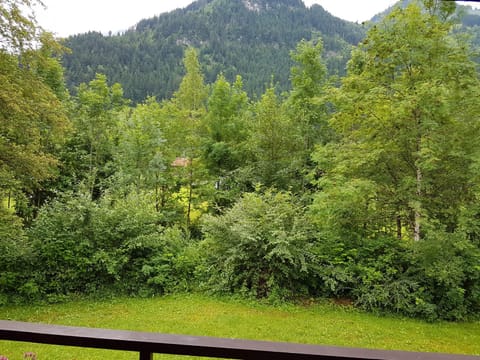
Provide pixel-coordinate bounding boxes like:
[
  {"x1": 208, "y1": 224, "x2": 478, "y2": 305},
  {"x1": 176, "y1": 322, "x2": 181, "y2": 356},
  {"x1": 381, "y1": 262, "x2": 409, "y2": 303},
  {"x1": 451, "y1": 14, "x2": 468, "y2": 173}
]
[
  {"x1": 247, "y1": 86, "x2": 301, "y2": 190},
  {"x1": 286, "y1": 38, "x2": 330, "y2": 193},
  {"x1": 114, "y1": 97, "x2": 167, "y2": 211},
  {"x1": 288, "y1": 38, "x2": 329, "y2": 148},
  {"x1": 203, "y1": 74, "x2": 250, "y2": 207},
  {"x1": 0, "y1": 0, "x2": 69, "y2": 223},
  {"x1": 204, "y1": 74, "x2": 248, "y2": 175},
  {"x1": 69, "y1": 73, "x2": 128, "y2": 199},
  {"x1": 174, "y1": 47, "x2": 208, "y2": 113},
  {"x1": 312, "y1": 2, "x2": 480, "y2": 241},
  {"x1": 168, "y1": 47, "x2": 209, "y2": 229}
]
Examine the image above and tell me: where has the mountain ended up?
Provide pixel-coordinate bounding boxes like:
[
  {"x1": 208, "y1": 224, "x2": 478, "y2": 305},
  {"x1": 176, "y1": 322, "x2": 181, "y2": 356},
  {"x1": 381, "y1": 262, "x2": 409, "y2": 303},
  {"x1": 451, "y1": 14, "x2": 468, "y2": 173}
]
[
  {"x1": 461, "y1": 5, "x2": 480, "y2": 27},
  {"x1": 61, "y1": 0, "x2": 364, "y2": 102},
  {"x1": 370, "y1": 1, "x2": 480, "y2": 55},
  {"x1": 371, "y1": 0, "x2": 480, "y2": 26}
]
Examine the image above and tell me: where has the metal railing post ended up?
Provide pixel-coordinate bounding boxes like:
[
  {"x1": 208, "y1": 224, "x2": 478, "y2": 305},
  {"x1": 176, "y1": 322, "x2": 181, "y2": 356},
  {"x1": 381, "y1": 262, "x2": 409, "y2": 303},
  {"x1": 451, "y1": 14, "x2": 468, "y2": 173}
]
[{"x1": 139, "y1": 351, "x2": 153, "y2": 360}]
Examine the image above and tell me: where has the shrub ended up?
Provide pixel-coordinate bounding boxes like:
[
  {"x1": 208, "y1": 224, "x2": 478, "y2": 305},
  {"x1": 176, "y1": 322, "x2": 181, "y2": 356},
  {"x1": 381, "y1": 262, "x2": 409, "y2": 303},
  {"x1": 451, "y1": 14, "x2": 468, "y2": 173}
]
[
  {"x1": 26, "y1": 191, "x2": 193, "y2": 299},
  {"x1": 351, "y1": 236, "x2": 419, "y2": 315},
  {"x1": 410, "y1": 229, "x2": 480, "y2": 321},
  {"x1": 310, "y1": 233, "x2": 421, "y2": 316},
  {"x1": 0, "y1": 209, "x2": 36, "y2": 302},
  {"x1": 200, "y1": 188, "x2": 315, "y2": 299}
]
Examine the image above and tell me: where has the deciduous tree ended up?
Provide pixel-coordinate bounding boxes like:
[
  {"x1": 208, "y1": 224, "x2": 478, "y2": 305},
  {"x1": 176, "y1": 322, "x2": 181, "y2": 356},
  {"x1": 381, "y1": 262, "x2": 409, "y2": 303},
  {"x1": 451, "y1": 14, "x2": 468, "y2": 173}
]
[
  {"x1": 70, "y1": 73, "x2": 128, "y2": 199},
  {"x1": 312, "y1": 2, "x2": 480, "y2": 241},
  {"x1": 0, "y1": 0, "x2": 69, "y2": 224},
  {"x1": 248, "y1": 86, "x2": 301, "y2": 190}
]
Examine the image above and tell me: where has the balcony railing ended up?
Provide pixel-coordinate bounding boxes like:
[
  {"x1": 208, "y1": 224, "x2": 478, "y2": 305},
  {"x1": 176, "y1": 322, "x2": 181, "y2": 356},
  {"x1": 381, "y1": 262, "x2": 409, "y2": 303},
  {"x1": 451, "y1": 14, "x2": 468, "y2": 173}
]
[{"x1": 0, "y1": 320, "x2": 479, "y2": 360}]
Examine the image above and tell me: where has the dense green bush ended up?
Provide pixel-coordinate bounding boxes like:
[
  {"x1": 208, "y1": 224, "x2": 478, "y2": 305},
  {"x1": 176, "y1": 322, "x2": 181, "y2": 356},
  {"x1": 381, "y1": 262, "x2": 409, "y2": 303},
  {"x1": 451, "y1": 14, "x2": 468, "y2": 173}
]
[
  {"x1": 0, "y1": 210, "x2": 35, "y2": 304},
  {"x1": 139, "y1": 226, "x2": 199, "y2": 294},
  {"x1": 409, "y1": 229, "x2": 480, "y2": 321},
  {"x1": 348, "y1": 236, "x2": 419, "y2": 316},
  {"x1": 309, "y1": 229, "x2": 480, "y2": 321},
  {"x1": 200, "y1": 188, "x2": 315, "y2": 300},
  {"x1": 4, "y1": 187, "x2": 480, "y2": 321},
  {"x1": 308, "y1": 232, "x2": 420, "y2": 315},
  {"x1": 26, "y1": 192, "x2": 192, "y2": 300}
]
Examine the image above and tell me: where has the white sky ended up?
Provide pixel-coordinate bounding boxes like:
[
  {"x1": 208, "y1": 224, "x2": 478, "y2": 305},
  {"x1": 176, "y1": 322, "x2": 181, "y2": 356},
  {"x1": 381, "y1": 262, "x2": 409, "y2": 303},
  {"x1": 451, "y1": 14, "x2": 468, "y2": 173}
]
[{"x1": 35, "y1": 0, "x2": 480, "y2": 38}]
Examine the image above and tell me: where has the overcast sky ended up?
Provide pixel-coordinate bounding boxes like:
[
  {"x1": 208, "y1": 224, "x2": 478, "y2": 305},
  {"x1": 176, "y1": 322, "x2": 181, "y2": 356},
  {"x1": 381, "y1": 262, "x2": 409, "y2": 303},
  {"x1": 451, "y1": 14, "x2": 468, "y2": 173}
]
[{"x1": 35, "y1": 0, "x2": 479, "y2": 38}]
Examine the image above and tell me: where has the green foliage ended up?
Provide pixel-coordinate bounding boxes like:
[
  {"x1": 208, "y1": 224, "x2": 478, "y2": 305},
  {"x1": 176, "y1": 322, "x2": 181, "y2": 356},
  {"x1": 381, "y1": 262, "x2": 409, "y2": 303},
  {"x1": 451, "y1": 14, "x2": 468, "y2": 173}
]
[
  {"x1": 113, "y1": 97, "x2": 166, "y2": 200},
  {"x1": 305, "y1": 2, "x2": 480, "y2": 320},
  {"x1": 459, "y1": 199, "x2": 480, "y2": 247},
  {"x1": 290, "y1": 39, "x2": 327, "y2": 101},
  {"x1": 0, "y1": 3, "x2": 70, "y2": 226},
  {"x1": 288, "y1": 38, "x2": 331, "y2": 148},
  {"x1": 410, "y1": 229, "x2": 480, "y2": 321},
  {"x1": 66, "y1": 73, "x2": 128, "y2": 199},
  {"x1": 309, "y1": 175, "x2": 378, "y2": 242},
  {"x1": 246, "y1": 87, "x2": 303, "y2": 190},
  {"x1": 204, "y1": 74, "x2": 249, "y2": 174},
  {"x1": 202, "y1": 74, "x2": 251, "y2": 209},
  {"x1": 0, "y1": 49, "x2": 69, "y2": 194},
  {"x1": 174, "y1": 47, "x2": 208, "y2": 112},
  {"x1": 314, "y1": 2, "x2": 480, "y2": 241},
  {"x1": 201, "y1": 188, "x2": 314, "y2": 299},
  {"x1": 166, "y1": 48, "x2": 211, "y2": 230},
  {"x1": 140, "y1": 227, "x2": 198, "y2": 294},
  {"x1": 350, "y1": 237, "x2": 418, "y2": 316},
  {"x1": 0, "y1": 0, "x2": 42, "y2": 52},
  {"x1": 31, "y1": 33, "x2": 70, "y2": 101},
  {"x1": 26, "y1": 192, "x2": 192, "y2": 298},
  {"x1": 308, "y1": 226, "x2": 480, "y2": 321},
  {"x1": 3, "y1": 0, "x2": 480, "y2": 324},
  {"x1": 307, "y1": 227, "x2": 419, "y2": 315},
  {"x1": 0, "y1": 208, "x2": 34, "y2": 303}
]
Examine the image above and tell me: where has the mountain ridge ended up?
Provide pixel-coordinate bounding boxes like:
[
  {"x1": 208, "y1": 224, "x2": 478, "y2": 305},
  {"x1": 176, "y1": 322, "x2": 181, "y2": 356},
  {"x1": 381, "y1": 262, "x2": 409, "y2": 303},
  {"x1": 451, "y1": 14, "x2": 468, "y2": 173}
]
[{"x1": 61, "y1": 0, "x2": 364, "y2": 102}]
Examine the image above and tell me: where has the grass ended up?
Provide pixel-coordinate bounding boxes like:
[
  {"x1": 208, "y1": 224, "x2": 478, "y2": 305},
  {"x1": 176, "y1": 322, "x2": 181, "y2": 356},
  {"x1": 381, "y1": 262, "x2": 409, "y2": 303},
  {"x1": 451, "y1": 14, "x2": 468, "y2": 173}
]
[{"x1": 0, "y1": 293, "x2": 479, "y2": 359}]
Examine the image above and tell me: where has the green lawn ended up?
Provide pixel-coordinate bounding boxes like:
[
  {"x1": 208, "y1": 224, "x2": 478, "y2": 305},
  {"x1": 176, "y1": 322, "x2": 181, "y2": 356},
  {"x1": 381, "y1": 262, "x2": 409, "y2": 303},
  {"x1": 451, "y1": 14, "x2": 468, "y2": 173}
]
[{"x1": 0, "y1": 294, "x2": 479, "y2": 359}]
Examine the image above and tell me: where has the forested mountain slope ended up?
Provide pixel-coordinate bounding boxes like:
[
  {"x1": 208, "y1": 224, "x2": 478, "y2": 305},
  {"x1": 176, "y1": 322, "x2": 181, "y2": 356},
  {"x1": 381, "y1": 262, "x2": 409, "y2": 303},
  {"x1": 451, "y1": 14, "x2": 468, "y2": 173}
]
[{"x1": 61, "y1": 0, "x2": 364, "y2": 102}]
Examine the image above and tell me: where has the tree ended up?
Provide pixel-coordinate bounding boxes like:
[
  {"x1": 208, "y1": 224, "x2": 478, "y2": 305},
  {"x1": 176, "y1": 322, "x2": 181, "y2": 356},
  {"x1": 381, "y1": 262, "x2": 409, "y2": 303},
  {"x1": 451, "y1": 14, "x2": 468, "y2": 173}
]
[
  {"x1": 69, "y1": 73, "x2": 128, "y2": 199},
  {"x1": 312, "y1": 2, "x2": 480, "y2": 241},
  {"x1": 114, "y1": 97, "x2": 167, "y2": 211},
  {"x1": 286, "y1": 38, "x2": 331, "y2": 193},
  {"x1": 0, "y1": 0, "x2": 43, "y2": 53},
  {"x1": 0, "y1": 51, "x2": 67, "y2": 194},
  {"x1": 32, "y1": 32, "x2": 70, "y2": 101},
  {"x1": 1, "y1": 0, "x2": 69, "y2": 224},
  {"x1": 204, "y1": 74, "x2": 248, "y2": 175},
  {"x1": 0, "y1": 1, "x2": 70, "y2": 287},
  {"x1": 247, "y1": 86, "x2": 301, "y2": 190},
  {"x1": 202, "y1": 74, "x2": 250, "y2": 209},
  {"x1": 288, "y1": 38, "x2": 329, "y2": 149},
  {"x1": 175, "y1": 47, "x2": 208, "y2": 113},
  {"x1": 168, "y1": 47, "x2": 209, "y2": 229}
]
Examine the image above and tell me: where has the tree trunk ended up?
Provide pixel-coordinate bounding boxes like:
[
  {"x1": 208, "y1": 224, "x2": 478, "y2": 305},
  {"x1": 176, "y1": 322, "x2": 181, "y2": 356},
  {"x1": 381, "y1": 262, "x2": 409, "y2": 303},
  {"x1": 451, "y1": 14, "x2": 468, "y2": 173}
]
[
  {"x1": 414, "y1": 107, "x2": 422, "y2": 242},
  {"x1": 155, "y1": 174, "x2": 160, "y2": 213},
  {"x1": 414, "y1": 166, "x2": 422, "y2": 241},
  {"x1": 396, "y1": 214, "x2": 402, "y2": 240},
  {"x1": 186, "y1": 159, "x2": 193, "y2": 229}
]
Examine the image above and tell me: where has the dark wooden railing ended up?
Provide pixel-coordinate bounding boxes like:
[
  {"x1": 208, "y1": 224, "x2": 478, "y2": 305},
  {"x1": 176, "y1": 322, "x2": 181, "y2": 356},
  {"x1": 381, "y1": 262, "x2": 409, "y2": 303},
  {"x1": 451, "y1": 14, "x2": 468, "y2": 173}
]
[{"x1": 0, "y1": 320, "x2": 479, "y2": 360}]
